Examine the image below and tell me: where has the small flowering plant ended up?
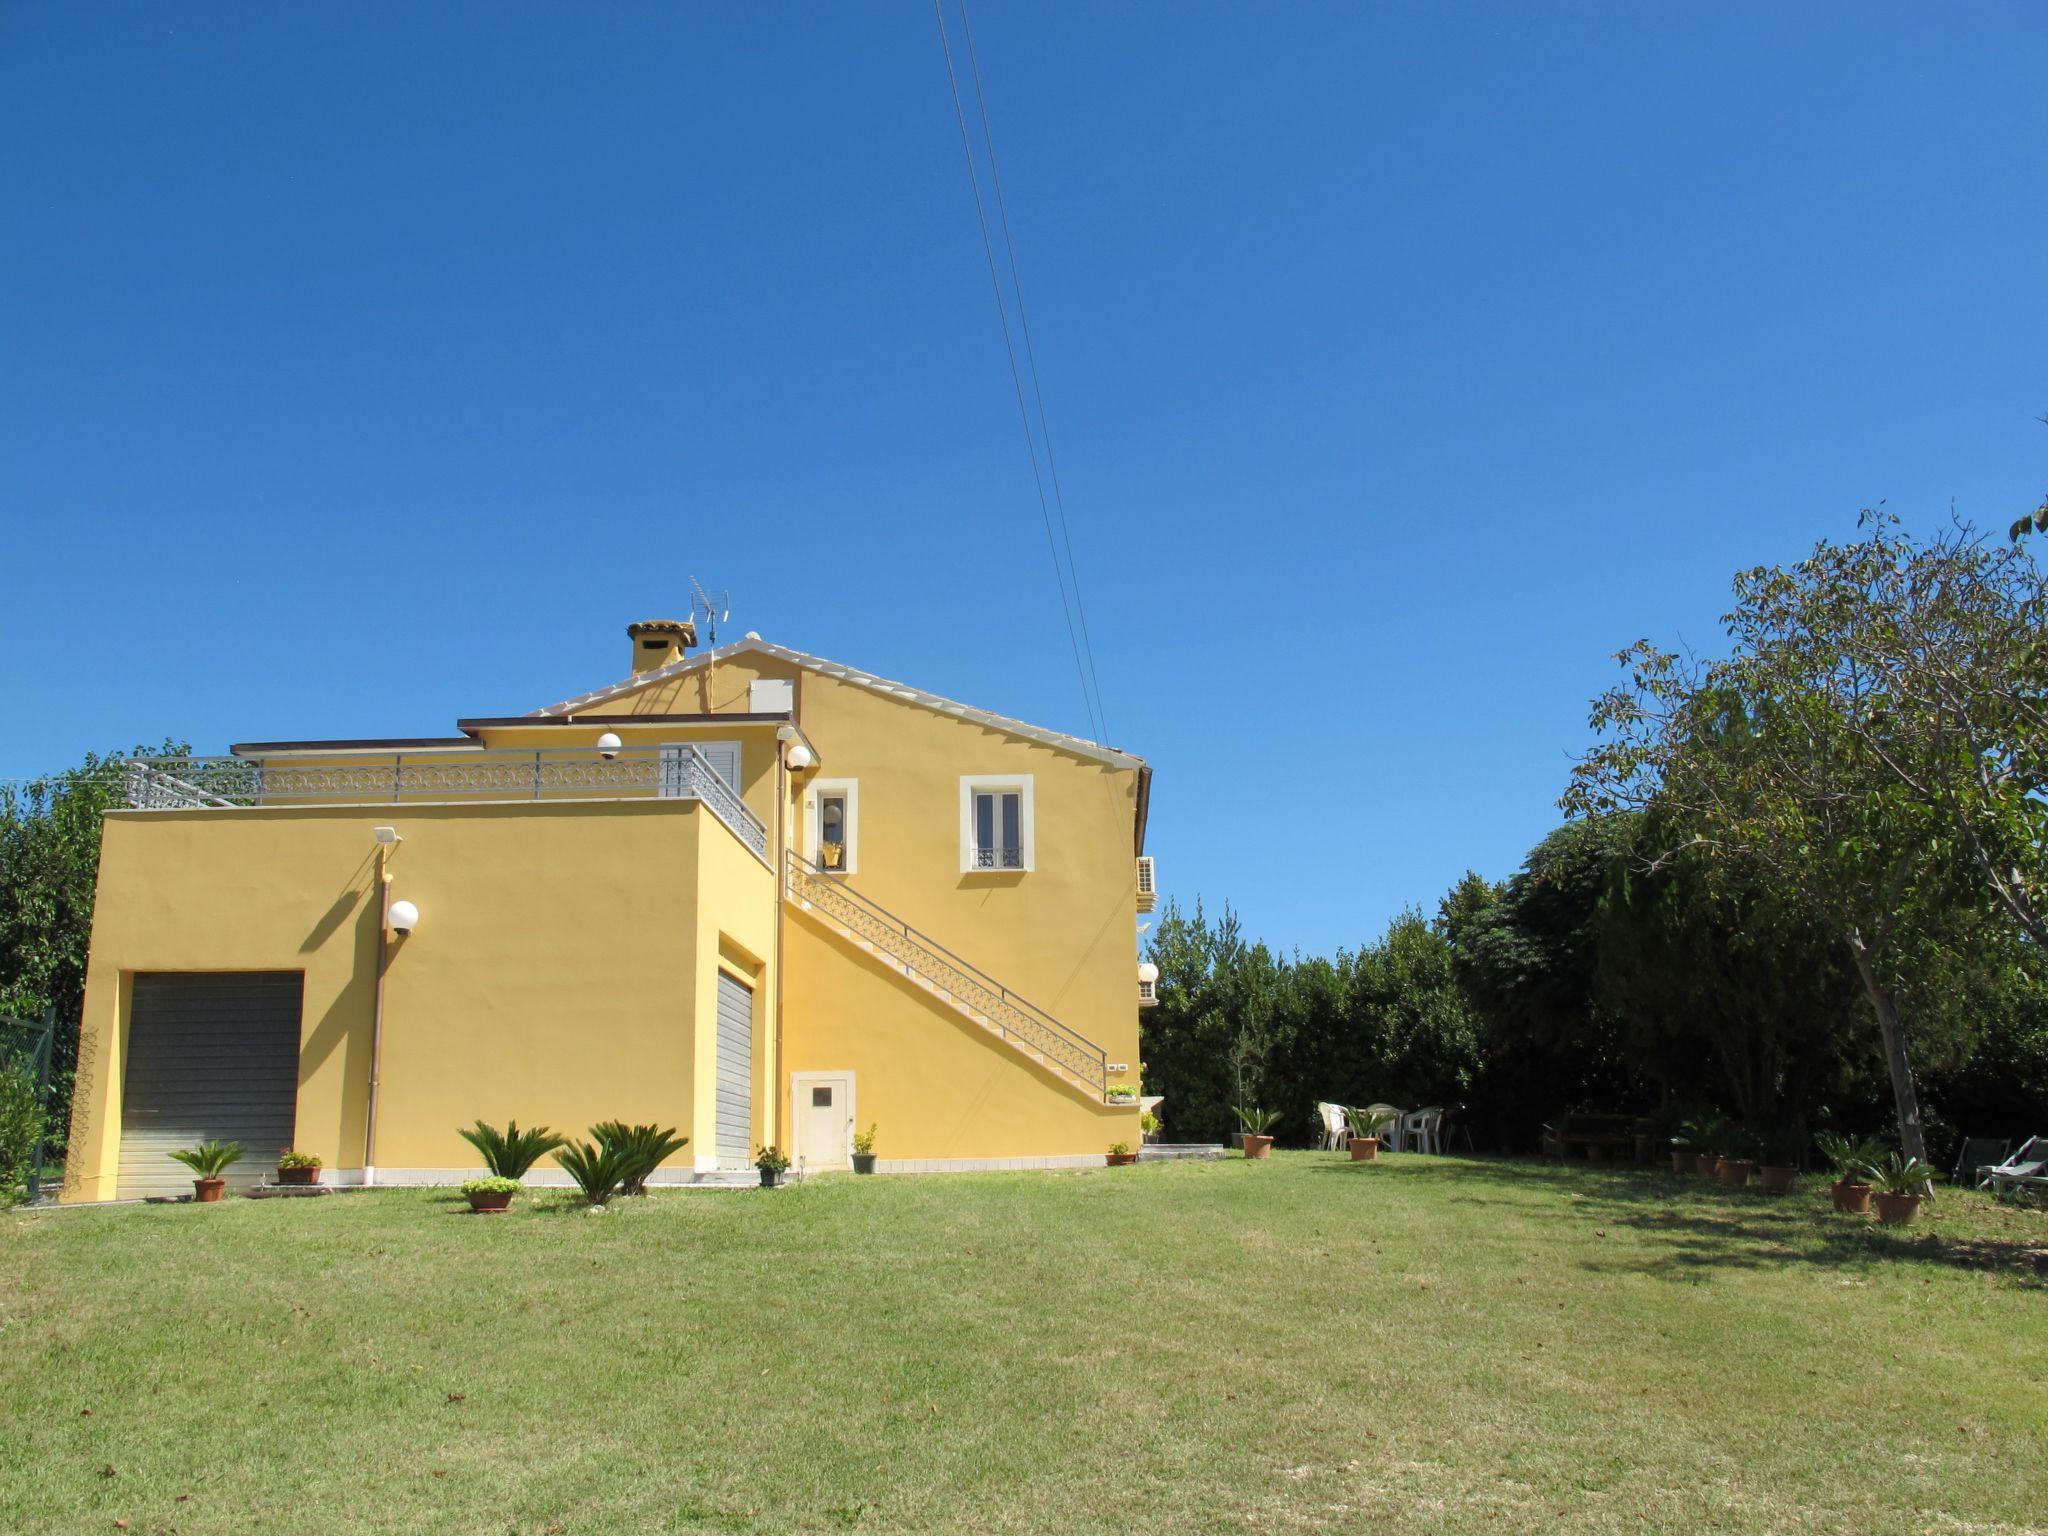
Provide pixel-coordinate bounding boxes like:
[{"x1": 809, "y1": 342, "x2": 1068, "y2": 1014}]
[
  {"x1": 277, "y1": 1149, "x2": 323, "y2": 1170},
  {"x1": 460, "y1": 1175, "x2": 522, "y2": 1196}
]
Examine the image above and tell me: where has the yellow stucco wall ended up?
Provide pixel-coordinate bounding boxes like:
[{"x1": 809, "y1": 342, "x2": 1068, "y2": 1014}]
[{"x1": 64, "y1": 799, "x2": 775, "y2": 1202}]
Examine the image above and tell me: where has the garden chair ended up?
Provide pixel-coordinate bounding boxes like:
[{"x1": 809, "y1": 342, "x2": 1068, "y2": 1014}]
[
  {"x1": 1982, "y1": 1137, "x2": 2048, "y2": 1198},
  {"x1": 1365, "y1": 1104, "x2": 1404, "y2": 1153},
  {"x1": 1315, "y1": 1101, "x2": 1351, "y2": 1150},
  {"x1": 1952, "y1": 1136, "x2": 2008, "y2": 1188},
  {"x1": 1403, "y1": 1106, "x2": 1443, "y2": 1156}
]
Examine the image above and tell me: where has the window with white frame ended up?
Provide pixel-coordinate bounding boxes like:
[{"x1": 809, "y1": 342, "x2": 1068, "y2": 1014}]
[
  {"x1": 808, "y1": 779, "x2": 858, "y2": 873},
  {"x1": 959, "y1": 775, "x2": 1033, "y2": 872}
]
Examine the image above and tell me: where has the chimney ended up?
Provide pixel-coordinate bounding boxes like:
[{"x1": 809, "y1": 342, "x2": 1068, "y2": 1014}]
[{"x1": 626, "y1": 618, "x2": 697, "y2": 674}]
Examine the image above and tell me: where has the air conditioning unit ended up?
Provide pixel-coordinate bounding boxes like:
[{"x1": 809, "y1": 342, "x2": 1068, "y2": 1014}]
[
  {"x1": 1135, "y1": 855, "x2": 1157, "y2": 912},
  {"x1": 1137, "y1": 977, "x2": 1158, "y2": 1008}
]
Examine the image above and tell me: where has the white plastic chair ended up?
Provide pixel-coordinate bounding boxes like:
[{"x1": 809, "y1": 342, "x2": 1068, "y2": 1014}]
[
  {"x1": 1402, "y1": 1106, "x2": 1443, "y2": 1155},
  {"x1": 1316, "y1": 1101, "x2": 1351, "y2": 1151}
]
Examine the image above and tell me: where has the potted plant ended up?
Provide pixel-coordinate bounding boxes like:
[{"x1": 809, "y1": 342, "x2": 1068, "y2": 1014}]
[
  {"x1": 1669, "y1": 1137, "x2": 1696, "y2": 1175},
  {"x1": 168, "y1": 1138, "x2": 244, "y2": 1202},
  {"x1": 461, "y1": 1175, "x2": 522, "y2": 1213},
  {"x1": 1719, "y1": 1127, "x2": 1758, "y2": 1190},
  {"x1": 1862, "y1": 1151, "x2": 1941, "y2": 1227},
  {"x1": 820, "y1": 841, "x2": 846, "y2": 870},
  {"x1": 1105, "y1": 1083, "x2": 1139, "y2": 1105},
  {"x1": 1106, "y1": 1141, "x2": 1139, "y2": 1167},
  {"x1": 1235, "y1": 1105, "x2": 1280, "y2": 1160},
  {"x1": 1757, "y1": 1131, "x2": 1802, "y2": 1195},
  {"x1": 1345, "y1": 1104, "x2": 1394, "y2": 1161},
  {"x1": 1816, "y1": 1132, "x2": 1882, "y2": 1214},
  {"x1": 276, "y1": 1148, "x2": 323, "y2": 1186},
  {"x1": 755, "y1": 1144, "x2": 791, "y2": 1188},
  {"x1": 852, "y1": 1123, "x2": 878, "y2": 1175},
  {"x1": 1139, "y1": 1110, "x2": 1162, "y2": 1145}
]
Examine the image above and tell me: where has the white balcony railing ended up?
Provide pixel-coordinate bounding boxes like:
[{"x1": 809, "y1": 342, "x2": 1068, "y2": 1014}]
[{"x1": 121, "y1": 748, "x2": 769, "y2": 864}]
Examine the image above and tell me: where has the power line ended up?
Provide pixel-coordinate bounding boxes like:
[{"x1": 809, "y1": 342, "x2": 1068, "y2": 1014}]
[
  {"x1": 930, "y1": 0, "x2": 1106, "y2": 746},
  {"x1": 955, "y1": 0, "x2": 1109, "y2": 743}
]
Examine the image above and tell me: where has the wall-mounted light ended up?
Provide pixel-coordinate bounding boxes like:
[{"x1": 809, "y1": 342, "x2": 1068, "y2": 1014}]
[
  {"x1": 785, "y1": 744, "x2": 816, "y2": 771},
  {"x1": 388, "y1": 899, "x2": 420, "y2": 935},
  {"x1": 372, "y1": 826, "x2": 403, "y2": 845},
  {"x1": 1137, "y1": 961, "x2": 1160, "y2": 985},
  {"x1": 595, "y1": 732, "x2": 623, "y2": 760}
]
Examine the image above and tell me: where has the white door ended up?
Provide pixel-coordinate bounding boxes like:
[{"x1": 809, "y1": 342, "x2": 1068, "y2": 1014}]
[{"x1": 793, "y1": 1073, "x2": 854, "y2": 1172}]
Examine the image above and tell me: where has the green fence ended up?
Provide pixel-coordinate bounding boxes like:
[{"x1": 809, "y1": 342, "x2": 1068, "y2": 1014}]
[{"x1": 1, "y1": 1008, "x2": 58, "y2": 1204}]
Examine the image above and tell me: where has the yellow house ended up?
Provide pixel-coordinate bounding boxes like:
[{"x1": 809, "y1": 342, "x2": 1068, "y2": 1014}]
[{"x1": 62, "y1": 624, "x2": 1156, "y2": 1201}]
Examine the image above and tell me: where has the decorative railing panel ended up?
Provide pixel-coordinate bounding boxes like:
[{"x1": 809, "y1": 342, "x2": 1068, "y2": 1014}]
[
  {"x1": 785, "y1": 851, "x2": 1109, "y2": 1097},
  {"x1": 120, "y1": 749, "x2": 769, "y2": 864}
]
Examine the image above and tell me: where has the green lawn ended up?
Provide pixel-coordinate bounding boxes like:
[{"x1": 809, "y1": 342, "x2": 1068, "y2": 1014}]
[{"x1": 4, "y1": 1155, "x2": 2044, "y2": 1536}]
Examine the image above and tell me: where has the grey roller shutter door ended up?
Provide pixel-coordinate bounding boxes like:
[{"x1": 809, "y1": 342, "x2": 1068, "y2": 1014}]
[
  {"x1": 715, "y1": 972, "x2": 754, "y2": 1168},
  {"x1": 118, "y1": 972, "x2": 303, "y2": 1199}
]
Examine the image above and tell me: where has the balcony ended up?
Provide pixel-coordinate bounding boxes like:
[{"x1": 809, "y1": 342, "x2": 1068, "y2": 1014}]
[{"x1": 120, "y1": 748, "x2": 768, "y2": 863}]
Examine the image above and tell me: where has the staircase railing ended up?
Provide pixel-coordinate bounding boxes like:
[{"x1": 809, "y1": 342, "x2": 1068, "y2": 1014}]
[{"x1": 785, "y1": 850, "x2": 1109, "y2": 1097}]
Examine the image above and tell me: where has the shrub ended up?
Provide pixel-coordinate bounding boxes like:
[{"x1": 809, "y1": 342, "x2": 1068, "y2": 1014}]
[
  {"x1": 0, "y1": 1064, "x2": 43, "y2": 1197},
  {"x1": 591, "y1": 1121, "x2": 688, "y2": 1196},
  {"x1": 853, "y1": 1123, "x2": 878, "y2": 1156},
  {"x1": 168, "y1": 1139, "x2": 243, "y2": 1179},
  {"x1": 460, "y1": 1119, "x2": 567, "y2": 1179},
  {"x1": 459, "y1": 1175, "x2": 522, "y2": 1196},
  {"x1": 277, "y1": 1149, "x2": 323, "y2": 1170},
  {"x1": 553, "y1": 1140, "x2": 630, "y2": 1205},
  {"x1": 1139, "y1": 1110, "x2": 1160, "y2": 1137}
]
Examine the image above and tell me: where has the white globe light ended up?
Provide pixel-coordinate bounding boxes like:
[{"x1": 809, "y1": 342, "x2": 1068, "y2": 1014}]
[
  {"x1": 595, "y1": 732, "x2": 623, "y2": 760},
  {"x1": 786, "y1": 744, "x2": 816, "y2": 770},
  {"x1": 388, "y1": 899, "x2": 420, "y2": 934},
  {"x1": 1137, "y1": 961, "x2": 1160, "y2": 984}
]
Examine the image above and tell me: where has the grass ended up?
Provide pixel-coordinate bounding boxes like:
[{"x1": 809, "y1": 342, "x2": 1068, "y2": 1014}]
[{"x1": 4, "y1": 1154, "x2": 2045, "y2": 1536}]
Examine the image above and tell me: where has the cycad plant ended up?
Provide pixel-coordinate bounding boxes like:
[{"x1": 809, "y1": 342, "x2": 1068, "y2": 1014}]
[
  {"x1": 1235, "y1": 1105, "x2": 1282, "y2": 1137},
  {"x1": 591, "y1": 1121, "x2": 689, "y2": 1196},
  {"x1": 168, "y1": 1138, "x2": 244, "y2": 1179},
  {"x1": 1815, "y1": 1131, "x2": 1886, "y2": 1184},
  {"x1": 459, "y1": 1120, "x2": 566, "y2": 1180},
  {"x1": 553, "y1": 1140, "x2": 632, "y2": 1206},
  {"x1": 1345, "y1": 1104, "x2": 1396, "y2": 1142},
  {"x1": 1858, "y1": 1150, "x2": 1941, "y2": 1196}
]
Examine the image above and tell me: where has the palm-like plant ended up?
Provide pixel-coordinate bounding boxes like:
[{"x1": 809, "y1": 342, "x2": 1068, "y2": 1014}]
[
  {"x1": 1815, "y1": 1131, "x2": 1886, "y2": 1183},
  {"x1": 1344, "y1": 1104, "x2": 1396, "y2": 1141},
  {"x1": 1235, "y1": 1105, "x2": 1282, "y2": 1137},
  {"x1": 1857, "y1": 1150, "x2": 1941, "y2": 1196},
  {"x1": 168, "y1": 1138, "x2": 244, "y2": 1179},
  {"x1": 459, "y1": 1119, "x2": 566, "y2": 1180},
  {"x1": 553, "y1": 1140, "x2": 631, "y2": 1205},
  {"x1": 591, "y1": 1121, "x2": 689, "y2": 1196}
]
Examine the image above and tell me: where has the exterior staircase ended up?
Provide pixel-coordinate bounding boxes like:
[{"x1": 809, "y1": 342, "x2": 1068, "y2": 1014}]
[{"x1": 784, "y1": 851, "x2": 1113, "y2": 1102}]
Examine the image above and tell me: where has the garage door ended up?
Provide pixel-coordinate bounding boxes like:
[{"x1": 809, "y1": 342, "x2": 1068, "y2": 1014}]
[
  {"x1": 715, "y1": 971, "x2": 754, "y2": 1168},
  {"x1": 118, "y1": 972, "x2": 304, "y2": 1199}
]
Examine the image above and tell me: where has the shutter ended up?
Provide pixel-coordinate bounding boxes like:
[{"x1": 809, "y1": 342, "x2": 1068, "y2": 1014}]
[
  {"x1": 118, "y1": 972, "x2": 303, "y2": 1199},
  {"x1": 662, "y1": 741, "x2": 742, "y2": 795},
  {"x1": 714, "y1": 971, "x2": 754, "y2": 1167}
]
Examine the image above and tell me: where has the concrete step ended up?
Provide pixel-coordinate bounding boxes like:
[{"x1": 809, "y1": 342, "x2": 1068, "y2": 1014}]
[{"x1": 1138, "y1": 1144, "x2": 1227, "y2": 1161}]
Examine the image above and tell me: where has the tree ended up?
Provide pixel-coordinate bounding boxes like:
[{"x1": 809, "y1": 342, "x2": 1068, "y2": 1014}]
[
  {"x1": 0, "y1": 744, "x2": 183, "y2": 1148},
  {"x1": 1562, "y1": 514, "x2": 2039, "y2": 1162}
]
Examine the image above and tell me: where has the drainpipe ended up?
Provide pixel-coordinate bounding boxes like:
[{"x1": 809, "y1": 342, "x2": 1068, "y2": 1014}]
[
  {"x1": 771, "y1": 747, "x2": 788, "y2": 1151},
  {"x1": 363, "y1": 852, "x2": 393, "y2": 1187}
]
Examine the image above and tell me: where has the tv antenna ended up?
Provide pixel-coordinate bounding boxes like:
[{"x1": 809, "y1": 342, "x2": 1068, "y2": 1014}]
[{"x1": 689, "y1": 578, "x2": 731, "y2": 649}]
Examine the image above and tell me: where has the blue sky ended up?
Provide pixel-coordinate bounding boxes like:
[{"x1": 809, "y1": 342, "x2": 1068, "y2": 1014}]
[{"x1": 2, "y1": 4, "x2": 2043, "y2": 956}]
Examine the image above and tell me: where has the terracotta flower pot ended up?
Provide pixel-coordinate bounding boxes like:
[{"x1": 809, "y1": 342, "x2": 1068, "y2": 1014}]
[
  {"x1": 1671, "y1": 1150, "x2": 1695, "y2": 1174},
  {"x1": 1241, "y1": 1134, "x2": 1273, "y2": 1161},
  {"x1": 1758, "y1": 1165, "x2": 1798, "y2": 1195},
  {"x1": 1585, "y1": 1143, "x2": 1609, "y2": 1165},
  {"x1": 1106, "y1": 1152, "x2": 1139, "y2": 1167},
  {"x1": 1720, "y1": 1158, "x2": 1754, "y2": 1189},
  {"x1": 1832, "y1": 1179, "x2": 1872, "y2": 1215},
  {"x1": 1697, "y1": 1155, "x2": 1724, "y2": 1179},
  {"x1": 1871, "y1": 1191, "x2": 1922, "y2": 1227},
  {"x1": 193, "y1": 1177, "x2": 226, "y2": 1204},
  {"x1": 466, "y1": 1188, "x2": 515, "y2": 1214},
  {"x1": 1350, "y1": 1137, "x2": 1380, "y2": 1162},
  {"x1": 278, "y1": 1165, "x2": 321, "y2": 1186}
]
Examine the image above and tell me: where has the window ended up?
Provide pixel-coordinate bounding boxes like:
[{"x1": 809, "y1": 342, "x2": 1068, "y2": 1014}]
[
  {"x1": 959, "y1": 775, "x2": 1034, "y2": 872},
  {"x1": 811, "y1": 1085, "x2": 833, "y2": 1108},
  {"x1": 808, "y1": 779, "x2": 858, "y2": 873}
]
